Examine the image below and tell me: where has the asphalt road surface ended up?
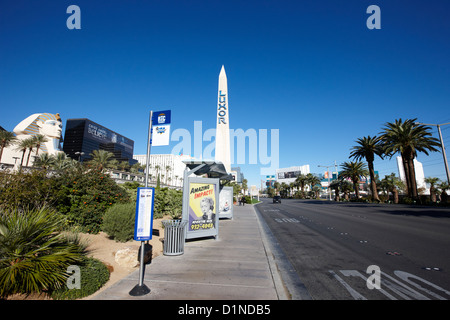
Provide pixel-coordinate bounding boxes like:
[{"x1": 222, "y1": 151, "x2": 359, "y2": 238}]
[{"x1": 255, "y1": 198, "x2": 450, "y2": 300}]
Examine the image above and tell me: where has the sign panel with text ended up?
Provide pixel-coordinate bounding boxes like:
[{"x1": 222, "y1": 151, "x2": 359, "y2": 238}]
[{"x1": 134, "y1": 187, "x2": 155, "y2": 241}]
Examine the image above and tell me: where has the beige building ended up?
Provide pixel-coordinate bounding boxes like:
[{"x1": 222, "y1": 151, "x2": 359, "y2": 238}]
[{"x1": 133, "y1": 154, "x2": 193, "y2": 187}]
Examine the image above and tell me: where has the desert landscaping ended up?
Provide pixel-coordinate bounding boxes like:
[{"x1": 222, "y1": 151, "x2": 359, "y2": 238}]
[{"x1": 81, "y1": 217, "x2": 166, "y2": 299}]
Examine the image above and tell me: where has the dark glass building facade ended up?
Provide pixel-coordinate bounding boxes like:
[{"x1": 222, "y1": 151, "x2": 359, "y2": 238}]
[{"x1": 63, "y1": 118, "x2": 137, "y2": 165}]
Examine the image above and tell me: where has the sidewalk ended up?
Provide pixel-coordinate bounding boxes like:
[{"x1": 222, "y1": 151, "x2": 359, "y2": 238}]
[{"x1": 91, "y1": 203, "x2": 288, "y2": 300}]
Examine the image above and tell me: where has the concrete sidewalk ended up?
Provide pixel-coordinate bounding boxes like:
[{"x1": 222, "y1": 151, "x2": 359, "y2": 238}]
[{"x1": 91, "y1": 203, "x2": 288, "y2": 300}]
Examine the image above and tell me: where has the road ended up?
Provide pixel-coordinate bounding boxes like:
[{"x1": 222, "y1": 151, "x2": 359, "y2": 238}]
[{"x1": 255, "y1": 198, "x2": 450, "y2": 300}]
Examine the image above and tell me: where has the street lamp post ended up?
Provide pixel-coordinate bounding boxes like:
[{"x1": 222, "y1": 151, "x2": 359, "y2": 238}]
[
  {"x1": 75, "y1": 151, "x2": 85, "y2": 162},
  {"x1": 318, "y1": 164, "x2": 334, "y2": 200},
  {"x1": 416, "y1": 122, "x2": 450, "y2": 184}
]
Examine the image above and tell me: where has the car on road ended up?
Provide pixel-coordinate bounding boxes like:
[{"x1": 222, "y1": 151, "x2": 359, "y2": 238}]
[{"x1": 273, "y1": 196, "x2": 281, "y2": 203}]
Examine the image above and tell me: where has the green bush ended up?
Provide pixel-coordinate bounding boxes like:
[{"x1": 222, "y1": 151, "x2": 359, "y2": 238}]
[
  {"x1": 154, "y1": 187, "x2": 182, "y2": 219},
  {"x1": 102, "y1": 202, "x2": 136, "y2": 242},
  {"x1": 0, "y1": 170, "x2": 62, "y2": 211},
  {"x1": 0, "y1": 207, "x2": 87, "y2": 299},
  {"x1": 51, "y1": 257, "x2": 110, "y2": 300},
  {"x1": 56, "y1": 169, "x2": 130, "y2": 233}
]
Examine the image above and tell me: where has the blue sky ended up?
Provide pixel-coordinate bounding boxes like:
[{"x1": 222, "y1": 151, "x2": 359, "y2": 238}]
[{"x1": 1, "y1": 0, "x2": 449, "y2": 187}]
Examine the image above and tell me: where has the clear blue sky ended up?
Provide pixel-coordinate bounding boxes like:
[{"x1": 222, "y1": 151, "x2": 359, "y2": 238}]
[{"x1": 1, "y1": 0, "x2": 449, "y2": 187}]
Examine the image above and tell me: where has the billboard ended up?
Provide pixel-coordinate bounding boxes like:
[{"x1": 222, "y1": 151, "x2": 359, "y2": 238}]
[
  {"x1": 219, "y1": 186, "x2": 233, "y2": 219},
  {"x1": 182, "y1": 177, "x2": 220, "y2": 240},
  {"x1": 188, "y1": 182, "x2": 217, "y2": 231}
]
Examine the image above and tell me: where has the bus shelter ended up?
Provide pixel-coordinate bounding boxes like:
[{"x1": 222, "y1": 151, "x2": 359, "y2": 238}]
[{"x1": 181, "y1": 160, "x2": 234, "y2": 240}]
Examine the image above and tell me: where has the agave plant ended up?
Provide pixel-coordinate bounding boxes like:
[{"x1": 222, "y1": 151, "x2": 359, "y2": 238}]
[{"x1": 0, "y1": 207, "x2": 87, "y2": 298}]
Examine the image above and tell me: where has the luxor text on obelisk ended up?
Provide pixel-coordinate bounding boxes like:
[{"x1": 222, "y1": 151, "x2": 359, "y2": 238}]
[{"x1": 215, "y1": 65, "x2": 231, "y2": 173}]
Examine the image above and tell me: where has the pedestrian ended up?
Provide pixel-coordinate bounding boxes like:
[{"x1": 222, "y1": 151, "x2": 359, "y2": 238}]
[{"x1": 242, "y1": 196, "x2": 245, "y2": 206}]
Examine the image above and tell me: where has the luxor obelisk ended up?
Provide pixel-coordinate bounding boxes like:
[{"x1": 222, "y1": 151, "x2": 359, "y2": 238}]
[{"x1": 215, "y1": 65, "x2": 231, "y2": 173}]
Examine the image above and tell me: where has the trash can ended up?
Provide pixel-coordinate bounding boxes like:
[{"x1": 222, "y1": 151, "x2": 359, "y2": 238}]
[{"x1": 162, "y1": 220, "x2": 187, "y2": 256}]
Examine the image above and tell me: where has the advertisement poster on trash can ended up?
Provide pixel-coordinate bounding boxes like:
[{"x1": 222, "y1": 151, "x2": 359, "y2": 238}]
[
  {"x1": 188, "y1": 182, "x2": 217, "y2": 231},
  {"x1": 219, "y1": 186, "x2": 233, "y2": 219},
  {"x1": 134, "y1": 187, "x2": 155, "y2": 241}
]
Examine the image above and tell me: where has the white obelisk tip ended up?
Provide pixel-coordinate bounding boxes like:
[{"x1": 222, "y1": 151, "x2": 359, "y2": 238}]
[{"x1": 219, "y1": 65, "x2": 226, "y2": 77}]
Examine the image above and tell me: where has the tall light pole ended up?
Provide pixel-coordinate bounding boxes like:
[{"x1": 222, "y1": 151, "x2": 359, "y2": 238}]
[
  {"x1": 415, "y1": 121, "x2": 450, "y2": 184},
  {"x1": 318, "y1": 164, "x2": 334, "y2": 200}
]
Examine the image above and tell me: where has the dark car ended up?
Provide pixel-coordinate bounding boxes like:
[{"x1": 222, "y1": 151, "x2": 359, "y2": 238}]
[{"x1": 273, "y1": 196, "x2": 281, "y2": 203}]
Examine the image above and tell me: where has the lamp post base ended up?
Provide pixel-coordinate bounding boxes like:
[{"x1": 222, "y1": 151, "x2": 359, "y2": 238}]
[{"x1": 129, "y1": 284, "x2": 151, "y2": 296}]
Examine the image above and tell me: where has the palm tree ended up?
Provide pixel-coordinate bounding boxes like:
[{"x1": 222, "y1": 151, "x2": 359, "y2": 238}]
[
  {"x1": 439, "y1": 181, "x2": 449, "y2": 204},
  {"x1": 25, "y1": 138, "x2": 36, "y2": 167},
  {"x1": 424, "y1": 177, "x2": 441, "y2": 203},
  {"x1": 165, "y1": 165, "x2": 172, "y2": 185},
  {"x1": 380, "y1": 173, "x2": 405, "y2": 204},
  {"x1": 306, "y1": 173, "x2": 321, "y2": 192},
  {"x1": 341, "y1": 180, "x2": 354, "y2": 201},
  {"x1": 289, "y1": 182, "x2": 295, "y2": 197},
  {"x1": 154, "y1": 165, "x2": 161, "y2": 182},
  {"x1": 242, "y1": 178, "x2": 248, "y2": 196},
  {"x1": 329, "y1": 180, "x2": 341, "y2": 201},
  {"x1": 108, "y1": 159, "x2": 119, "y2": 170},
  {"x1": 339, "y1": 161, "x2": 369, "y2": 199},
  {"x1": 280, "y1": 182, "x2": 288, "y2": 198},
  {"x1": 0, "y1": 130, "x2": 17, "y2": 163},
  {"x1": 15, "y1": 137, "x2": 35, "y2": 167},
  {"x1": 118, "y1": 161, "x2": 130, "y2": 172},
  {"x1": 34, "y1": 153, "x2": 56, "y2": 170},
  {"x1": 273, "y1": 181, "x2": 280, "y2": 196},
  {"x1": 380, "y1": 118, "x2": 440, "y2": 201},
  {"x1": 349, "y1": 135, "x2": 384, "y2": 202},
  {"x1": 295, "y1": 174, "x2": 308, "y2": 198},
  {"x1": 312, "y1": 185, "x2": 321, "y2": 199},
  {"x1": 89, "y1": 149, "x2": 115, "y2": 172},
  {"x1": 52, "y1": 152, "x2": 69, "y2": 171},
  {"x1": 32, "y1": 134, "x2": 48, "y2": 156}
]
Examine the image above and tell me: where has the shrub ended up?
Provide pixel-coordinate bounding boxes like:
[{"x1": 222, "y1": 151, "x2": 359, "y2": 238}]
[
  {"x1": 154, "y1": 187, "x2": 182, "y2": 219},
  {"x1": 56, "y1": 169, "x2": 130, "y2": 233},
  {"x1": 51, "y1": 257, "x2": 110, "y2": 300},
  {"x1": 0, "y1": 170, "x2": 62, "y2": 211},
  {"x1": 102, "y1": 202, "x2": 136, "y2": 242},
  {"x1": 0, "y1": 207, "x2": 87, "y2": 299}
]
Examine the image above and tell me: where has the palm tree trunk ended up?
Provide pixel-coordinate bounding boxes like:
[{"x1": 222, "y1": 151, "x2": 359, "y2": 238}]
[
  {"x1": 367, "y1": 160, "x2": 380, "y2": 202},
  {"x1": 401, "y1": 155, "x2": 411, "y2": 197},
  {"x1": 353, "y1": 180, "x2": 360, "y2": 198},
  {"x1": 20, "y1": 150, "x2": 26, "y2": 166},
  {"x1": 26, "y1": 148, "x2": 33, "y2": 167},
  {"x1": 430, "y1": 186, "x2": 436, "y2": 203},
  {"x1": 393, "y1": 188, "x2": 399, "y2": 204},
  {"x1": 407, "y1": 158, "x2": 418, "y2": 201}
]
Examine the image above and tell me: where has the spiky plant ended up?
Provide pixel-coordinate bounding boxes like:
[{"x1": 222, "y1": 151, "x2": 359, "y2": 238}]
[{"x1": 0, "y1": 207, "x2": 87, "y2": 298}]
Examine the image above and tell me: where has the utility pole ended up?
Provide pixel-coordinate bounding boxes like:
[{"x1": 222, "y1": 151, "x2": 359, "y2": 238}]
[{"x1": 416, "y1": 122, "x2": 450, "y2": 184}]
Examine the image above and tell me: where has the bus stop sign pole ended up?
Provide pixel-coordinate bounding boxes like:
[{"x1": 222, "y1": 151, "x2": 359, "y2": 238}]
[{"x1": 129, "y1": 110, "x2": 153, "y2": 296}]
